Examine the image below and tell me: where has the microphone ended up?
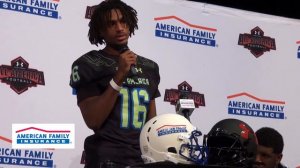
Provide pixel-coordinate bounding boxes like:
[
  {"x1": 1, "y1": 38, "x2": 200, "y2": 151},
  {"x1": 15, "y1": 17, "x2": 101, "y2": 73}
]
[
  {"x1": 175, "y1": 93, "x2": 195, "y2": 121},
  {"x1": 117, "y1": 45, "x2": 137, "y2": 76}
]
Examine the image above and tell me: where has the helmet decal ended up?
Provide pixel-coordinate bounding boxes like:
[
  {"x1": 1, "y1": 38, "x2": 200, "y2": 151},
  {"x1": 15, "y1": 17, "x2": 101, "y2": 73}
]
[
  {"x1": 156, "y1": 125, "x2": 188, "y2": 136},
  {"x1": 239, "y1": 123, "x2": 251, "y2": 139}
]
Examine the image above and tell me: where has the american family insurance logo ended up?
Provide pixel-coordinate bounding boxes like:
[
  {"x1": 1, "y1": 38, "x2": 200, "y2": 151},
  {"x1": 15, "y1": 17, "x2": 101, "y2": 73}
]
[
  {"x1": 157, "y1": 125, "x2": 188, "y2": 137},
  {"x1": 154, "y1": 16, "x2": 217, "y2": 47},
  {"x1": 0, "y1": 56, "x2": 45, "y2": 94},
  {"x1": 0, "y1": 0, "x2": 61, "y2": 19},
  {"x1": 238, "y1": 26, "x2": 276, "y2": 58},
  {"x1": 227, "y1": 92, "x2": 286, "y2": 119},
  {"x1": 0, "y1": 135, "x2": 55, "y2": 167},
  {"x1": 297, "y1": 41, "x2": 300, "y2": 59},
  {"x1": 12, "y1": 124, "x2": 75, "y2": 149}
]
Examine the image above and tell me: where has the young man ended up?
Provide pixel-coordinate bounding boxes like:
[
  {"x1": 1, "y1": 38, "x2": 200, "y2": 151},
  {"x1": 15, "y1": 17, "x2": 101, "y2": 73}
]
[
  {"x1": 69, "y1": 0, "x2": 160, "y2": 167},
  {"x1": 253, "y1": 127, "x2": 287, "y2": 168}
]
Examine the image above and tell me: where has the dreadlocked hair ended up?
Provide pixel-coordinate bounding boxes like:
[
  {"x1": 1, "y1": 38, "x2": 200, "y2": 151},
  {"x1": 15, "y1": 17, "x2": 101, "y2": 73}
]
[{"x1": 88, "y1": 0, "x2": 138, "y2": 46}]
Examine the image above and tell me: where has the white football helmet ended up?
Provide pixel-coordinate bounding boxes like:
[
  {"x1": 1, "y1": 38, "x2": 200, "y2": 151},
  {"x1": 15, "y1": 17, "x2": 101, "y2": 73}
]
[{"x1": 140, "y1": 113, "x2": 206, "y2": 165}]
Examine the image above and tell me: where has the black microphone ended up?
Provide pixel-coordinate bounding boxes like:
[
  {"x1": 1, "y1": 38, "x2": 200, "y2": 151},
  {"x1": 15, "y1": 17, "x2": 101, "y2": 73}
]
[
  {"x1": 118, "y1": 44, "x2": 129, "y2": 53},
  {"x1": 176, "y1": 92, "x2": 195, "y2": 121},
  {"x1": 113, "y1": 44, "x2": 137, "y2": 76}
]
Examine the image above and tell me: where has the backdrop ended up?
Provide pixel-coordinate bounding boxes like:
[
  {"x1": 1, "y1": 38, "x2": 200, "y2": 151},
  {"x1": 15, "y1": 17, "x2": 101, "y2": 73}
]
[{"x1": 1, "y1": 0, "x2": 300, "y2": 167}]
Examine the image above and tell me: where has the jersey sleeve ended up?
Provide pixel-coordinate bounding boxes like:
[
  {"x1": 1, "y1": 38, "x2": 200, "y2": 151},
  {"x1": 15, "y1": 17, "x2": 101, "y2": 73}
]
[{"x1": 69, "y1": 51, "x2": 108, "y2": 103}]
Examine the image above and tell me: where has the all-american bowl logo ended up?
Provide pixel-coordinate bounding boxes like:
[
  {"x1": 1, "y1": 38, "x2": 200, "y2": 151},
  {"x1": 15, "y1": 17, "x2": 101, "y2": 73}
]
[
  {"x1": 0, "y1": 135, "x2": 55, "y2": 167},
  {"x1": 0, "y1": 0, "x2": 61, "y2": 19},
  {"x1": 154, "y1": 16, "x2": 217, "y2": 47},
  {"x1": 238, "y1": 26, "x2": 276, "y2": 58},
  {"x1": 12, "y1": 124, "x2": 75, "y2": 149},
  {"x1": 227, "y1": 92, "x2": 286, "y2": 119},
  {"x1": 0, "y1": 56, "x2": 45, "y2": 94},
  {"x1": 157, "y1": 125, "x2": 188, "y2": 136}
]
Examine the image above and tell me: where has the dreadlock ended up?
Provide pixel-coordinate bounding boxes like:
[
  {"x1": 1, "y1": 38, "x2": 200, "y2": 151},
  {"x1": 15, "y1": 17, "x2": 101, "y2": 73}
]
[{"x1": 88, "y1": 0, "x2": 138, "y2": 46}]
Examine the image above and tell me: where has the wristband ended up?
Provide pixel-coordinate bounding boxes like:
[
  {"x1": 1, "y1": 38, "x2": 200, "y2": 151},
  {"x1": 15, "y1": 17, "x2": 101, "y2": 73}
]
[{"x1": 110, "y1": 79, "x2": 122, "y2": 91}]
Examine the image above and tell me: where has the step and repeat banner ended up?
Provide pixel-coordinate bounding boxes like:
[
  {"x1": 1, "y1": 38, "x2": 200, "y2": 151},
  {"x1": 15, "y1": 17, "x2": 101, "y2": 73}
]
[{"x1": 1, "y1": 0, "x2": 300, "y2": 167}]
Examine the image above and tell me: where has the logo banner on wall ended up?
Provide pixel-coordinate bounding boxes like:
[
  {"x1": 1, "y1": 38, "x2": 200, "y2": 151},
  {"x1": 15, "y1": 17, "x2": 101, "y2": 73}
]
[
  {"x1": 0, "y1": 0, "x2": 61, "y2": 19},
  {"x1": 154, "y1": 15, "x2": 218, "y2": 47},
  {"x1": 0, "y1": 140, "x2": 55, "y2": 167},
  {"x1": 227, "y1": 92, "x2": 286, "y2": 119},
  {"x1": 238, "y1": 26, "x2": 276, "y2": 58},
  {"x1": 12, "y1": 124, "x2": 75, "y2": 149},
  {"x1": 0, "y1": 56, "x2": 45, "y2": 94}
]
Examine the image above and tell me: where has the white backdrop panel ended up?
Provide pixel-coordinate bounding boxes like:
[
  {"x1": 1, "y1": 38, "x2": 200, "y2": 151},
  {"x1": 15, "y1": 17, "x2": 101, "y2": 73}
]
[{"x1": 1, "y1": 0, "x2": 300, "y2": 167}]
